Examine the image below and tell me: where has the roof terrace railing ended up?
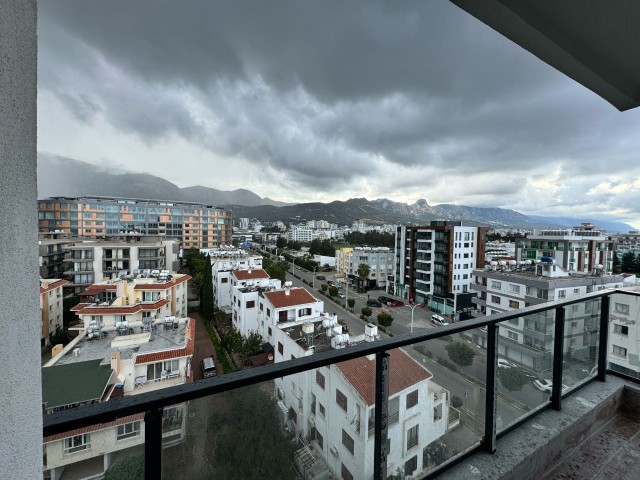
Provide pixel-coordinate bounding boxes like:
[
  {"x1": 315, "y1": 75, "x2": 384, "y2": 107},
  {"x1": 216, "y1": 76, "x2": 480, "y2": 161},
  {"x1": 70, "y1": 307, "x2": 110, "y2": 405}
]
[{"x1": 42, "y1": 288, "x2": 640, "y2": 479}]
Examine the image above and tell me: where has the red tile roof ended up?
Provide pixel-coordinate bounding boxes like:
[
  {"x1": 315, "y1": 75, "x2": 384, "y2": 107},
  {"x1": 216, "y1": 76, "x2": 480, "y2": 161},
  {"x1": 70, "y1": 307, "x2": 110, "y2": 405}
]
[
  {"x1": 233, "y1": 269, "x2": 270, "y2": 280},
  {"x1": 134, "y1": 275, "x2": 191, "y2": 290},
  {"x1": 263, "y1": 288, "x2": 317, "y2": 308},
  {"x1": 43, "y1": 413, "x2": 145, "y2": 442},
  {"x1": 336, "y1": 348, "x2": 432, "y2": 406},
  {"x1": 135, "y1": 318, "x2": 195, "y2": 364},
  {"x1": 81, "y1": 284, "x2": 117, "y2": 295},
  {"x1": 40, "y1": 279, "x2": 69, "y2": 294},
  {"x1": 74, "y1": 298, "x2": 169, "y2": 315}
]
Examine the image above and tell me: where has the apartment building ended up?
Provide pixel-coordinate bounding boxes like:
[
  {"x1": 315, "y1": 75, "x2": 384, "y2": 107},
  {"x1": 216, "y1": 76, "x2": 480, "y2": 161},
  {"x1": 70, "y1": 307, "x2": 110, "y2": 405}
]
[
  {"x1": 609, "y1": 231, "x2": 640, "y2": 260},
  {"x1": 39, "y1": 232, "x2": 72, "y2": 279},
  {"x1": 38, "y1": 196, "x2": 232, "y2": 249},
  {"x1": 42, "y1": 316, "x2": 194, "y2": 479},
  {"x1": 40, "y1": 279, "x2": 69, "y2": 347},
  {"x1": 230, "y1": 269, "x2": 281, "y2": 335},
  {"x1": 395, "y1": 222, "x2": 488, "y2": 314},
  {"x1": 336, "y1": 246, "x2": 395, "y2": 289},
  {"x1": 516, "y1": 223, "x2": 613, "y2": 274},
  {"x1": 470, "y1": 261, "x2": 627, "y2": 370},
  {"x1": 64, "y1": 236, "x2": 180, "y2": 294},
  {"x1": 208, "y1": 247, "x2": 264, "y2": 311},
  {"x1": 607, "y1": 289, "x2": 640, "y2": 379},
  {"x1": 72, "y1": 274, "x2": 190, "y2": 330}
]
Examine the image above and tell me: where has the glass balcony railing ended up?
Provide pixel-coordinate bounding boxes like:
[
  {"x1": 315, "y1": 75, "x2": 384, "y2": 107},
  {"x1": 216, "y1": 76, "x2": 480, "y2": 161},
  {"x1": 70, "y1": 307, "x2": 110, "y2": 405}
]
[{"x1": 42, "y1": 289, "x2": 640, "y2": 480}]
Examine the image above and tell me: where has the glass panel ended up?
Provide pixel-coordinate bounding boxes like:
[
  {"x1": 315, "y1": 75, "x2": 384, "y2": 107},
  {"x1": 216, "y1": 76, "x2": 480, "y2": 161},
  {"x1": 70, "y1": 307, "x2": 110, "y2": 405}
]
[
  {"x1": 562, "y1": 299, "x2": 601, "y2": 390},
  {"x1": 496, "y1": 309, "x2": 556, "y2": 433},
  {"x1": 412, "y1": 333, "x2": 485, "y2": 475}
]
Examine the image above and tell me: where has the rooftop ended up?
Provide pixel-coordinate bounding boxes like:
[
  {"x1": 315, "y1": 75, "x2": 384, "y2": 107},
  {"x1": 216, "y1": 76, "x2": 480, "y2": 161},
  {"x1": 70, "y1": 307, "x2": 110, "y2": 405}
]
[
  {"x1": 263, "y1": 287, "x2": 319, "y2": 308},
  {"x1": 42, "y1": 359, "x2": 112, "y2": 411},
  {"x1": 40, "y1": 279, "x2": 69, "y2": 294},
  {"x1": 233, "y1": 269, "x2": 270, "y2": 280}
]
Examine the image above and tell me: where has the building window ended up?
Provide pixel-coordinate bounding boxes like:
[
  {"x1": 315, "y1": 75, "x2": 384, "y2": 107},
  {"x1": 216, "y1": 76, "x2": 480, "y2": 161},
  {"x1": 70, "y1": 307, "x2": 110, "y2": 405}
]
[
  {"x1": 615, "y1": 303, "x2": 630, "y2": 315},
  {"x1": 509, "y1": 284, "x2": 521, "y2": 294},
  {"x1": 507, "y1": 331, "x2": 518, "y2": 341},
  {"x1": 434, "y1": 404, "x2": 443, "y2": 421},
  {"x1": 315, "y1": 429, "x2": 324, "y2": 449},
  {"x1": 259, "y1": 302, "x2": 264, "y2": 311},
  {"x1": 278, "y1": 342, "x2": 284, "y2": 355},
  {"x1": 508, "y1": 300, "x2": 519, "y2": 309},
  {"x1": 341, "y1": 463, "x2": 354, "y2": 480},
  {"x1": 614, "y1": 324, "x2": 629, "y2": 336},
  {"x1": 316, "y1": 371, "x2": 325, "y2": 389},
  {"x1": 64, "y1": 434, "x2": 90, "y2": 454},
  {"x1": 558, "y1": 290, "x2": 566, "y2": 298},
  {"x1": 319, "y1": 403, "x2": 325, "y2": 417},
  {"x1": 336, "y1": 389, "x2": 348, "y2": 412},
  {"x1": 491, "y1": 281, "x2": 501, "y2": 289},
  {"x1": 117, "y1": 421, "x2": 141, "y2": 441},
  {"x1": 268, "y1": 327, "x2": 272, "y2": 336},
  {"x1": 407, "y1": 424, "x2": 419, "y2": 450},
  {"x1": 298, "y1": 307, "x2": 312, "y2": 317},
  {"x1": 404, "y1": 455, "x2": 418, "y2": 476},
  {"x1": 342, "y1": 429, "x2": 354, "y2": 454},
  {"x1": 612, "y1": 345, "x2": 627, "y2": 357},
  {"x1": 406, "y1": 390, "x2": 418, "y2": 409},
  {"x1": 221, "y1": 277, "x2": 228, "y2": 283},
  {"x1": 491, "y1": 295, "x2": 501, "y2": 304}
]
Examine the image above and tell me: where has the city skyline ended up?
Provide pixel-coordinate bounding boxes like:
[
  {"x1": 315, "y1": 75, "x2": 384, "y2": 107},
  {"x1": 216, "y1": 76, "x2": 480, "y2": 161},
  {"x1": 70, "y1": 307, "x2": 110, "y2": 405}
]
[{"x1": 38, "y1": 1, "x2": 640, "y2": 226}]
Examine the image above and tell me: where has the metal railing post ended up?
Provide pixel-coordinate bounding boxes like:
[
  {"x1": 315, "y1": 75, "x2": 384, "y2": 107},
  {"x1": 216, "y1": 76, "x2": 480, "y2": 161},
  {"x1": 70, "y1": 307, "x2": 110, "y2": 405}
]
[
  {"x1": 598, "y1": 295, "x2": 610, "y2": 382},
  {"x1": 144, "y1": 408, "x2": 163, "y2": 480},
  {"x1": 374, "y1": 351, "x2": 390, "y2": 480},
  {"x1": 484, "y1": 324, "x2": 498, "y2": 453},
  {"x1": 551, "y1": 307, "x2": 566, "y2": 410}
]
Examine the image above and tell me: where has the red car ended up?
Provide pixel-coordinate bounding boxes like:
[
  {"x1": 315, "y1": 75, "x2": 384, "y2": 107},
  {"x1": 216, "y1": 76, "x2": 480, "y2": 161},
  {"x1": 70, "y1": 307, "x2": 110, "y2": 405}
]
[{"x1": 389, "y1": 300, "x2": 404, "y2": 307}]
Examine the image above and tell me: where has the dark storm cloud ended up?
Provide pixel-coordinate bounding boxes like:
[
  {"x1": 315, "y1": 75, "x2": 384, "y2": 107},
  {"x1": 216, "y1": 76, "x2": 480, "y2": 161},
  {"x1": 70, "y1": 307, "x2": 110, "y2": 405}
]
[{"x1": 38, "y1": 0, "x2": 640, "y2": 216}]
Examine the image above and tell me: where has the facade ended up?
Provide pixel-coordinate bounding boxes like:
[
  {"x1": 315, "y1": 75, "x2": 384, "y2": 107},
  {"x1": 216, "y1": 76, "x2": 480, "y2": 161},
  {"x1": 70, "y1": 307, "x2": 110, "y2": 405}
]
[
  {"x1": 336, "y1": 247, "x2": 395, "y2": 289},
  {"x1": 230, "y1": 269, "x2": 281, "y2": 336},
  {"x1": 64, "y1": 236, "x2": 180, "y2": 294},
  {"x1": 470, "y1": 262, "x2": 627, "y2": 370},
  {"x1": 42, "y1": 315, "x2": 194, "y2": 480},
  {"x1": 607, "y1": 289, "x2": 640, "y2": 379},
  {"x1": 516, "y1": 223, "x2": 613, "y2": 274},
  {"x1": 71, "y1": 274, "x2": 190, "y2": 330},
  {"x1": 395, "y1": 222, "x2": 488, "y2": 314},
  {"x1": 38, "y1": 196, "x2": 232, "y2": 249},
  {"x1": 609, "y1": 230, "x2": 640, "y2": 260},
  {"x1": 39, "y1": 232, "x2": 72, "y2": 280},
  {"x1": 208, "y1": 248, "x2": 264, "y2": 311},
  {"x1": 40, "y1": 279, "x2": 69, "y2": 347}
]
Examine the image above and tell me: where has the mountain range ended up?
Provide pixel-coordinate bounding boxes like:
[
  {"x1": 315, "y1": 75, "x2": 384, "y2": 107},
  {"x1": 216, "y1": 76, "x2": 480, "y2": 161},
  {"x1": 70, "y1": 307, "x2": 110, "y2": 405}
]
[{"x1": 38, "y1": 153, "x2": 636, "y2": 232}]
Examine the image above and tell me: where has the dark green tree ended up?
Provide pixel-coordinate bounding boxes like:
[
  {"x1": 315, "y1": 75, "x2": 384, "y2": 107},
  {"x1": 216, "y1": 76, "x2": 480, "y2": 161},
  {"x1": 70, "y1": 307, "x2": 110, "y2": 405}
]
[
  {"x1": 347, "y1": 298, "x2": 355, "y2": 308},
  {"x1": 357, "y1": 263, "x2": 370, "y2": 288},
  {"x1": 377, "y1": 311, "x2": 394, "y2": 327},
  {"x1": 498, "y1": 367, "x2": 529, "y2": 393},
  {"x1": 612, "y1": 254, "x2": 621, "y2": 274},
  {"x1": 199, "y1": 254, "x2": 214, "y2": 320},
  {"x1": 262, "y1": 256, "x2": 288, "y2": 283},
  {"x1": 621, "y1": 251, "x2": 636, "y2": 273},
  {"x1": 445, "y1": 341, "x2": 476, "y2": 368},
  {"x1": 451, "y1": 395, "x2": 463, "y2": 408},
  {"x1": 276, "y1": 236, "x2": 288, "y2": 249},
  {"x1": 361, "y1": 306, "x2": 372, "y2": 320},
  {"x1": 309, "y1": 239, "x2": 336, "y2": 256},
  {"x1": 328, "y1": 286, "x2": 339, "y2": 297},
  {"x1": 240, "y1": 331, "x2": 264, "y2": 361},
  {"x1": 320, "y1": 283, "x2": 328, "y2": 293}
]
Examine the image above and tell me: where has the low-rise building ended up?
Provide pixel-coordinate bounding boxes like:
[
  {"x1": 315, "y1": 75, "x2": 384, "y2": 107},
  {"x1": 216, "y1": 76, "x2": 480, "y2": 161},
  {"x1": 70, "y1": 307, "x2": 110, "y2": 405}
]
[
  {"x1": 40, "y1": 279, "x2": 70, "y2": 347},
  {"x1": 336, "y1": 246, "x2": 395, "y2": 289},
  {"x1": 607, "y1": 288, "x2": 640, "y2": 379},
  {"x1": 207, "y1": 247, "x2": 264, "y2": 311}
]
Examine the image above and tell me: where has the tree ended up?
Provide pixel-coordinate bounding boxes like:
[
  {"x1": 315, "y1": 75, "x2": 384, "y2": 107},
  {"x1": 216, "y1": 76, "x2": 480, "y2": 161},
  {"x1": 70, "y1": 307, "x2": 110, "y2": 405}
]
[
  {"x1": 320, "y1": 283, "x2": 328, "y2": 293},
  {"x1": 262, "y1": 256, "x2": 288, "y2": 283},
  {"x1": 612, "y1": 254, "x2": 621, "y2": 274},
  {"x1": 445, "y1": 341, "x2": 476, "y2": 368},
  {"x1": 328, "y1": 286, "x2": 339, "y2": 297},
  {"x1": 221, "y1": 329, "x2": 243, "y2": 353},
  {"x1": 240, "y1": 331, "x2": 264, "y2": 361},
  {"x1": 347, "y1": 298, "x2": 355, "y2": 308},
  {"x1": 361, "y1": 306, "x2": 372, "y2": 320},
  {"x1": 276, "y1": 236, "x2": 287, "y2": 249},
  {"x1": 451, "y1": 395, "x2": 463, "y2": 408},
  {"x1": 498, "y1": 367, "x2": 529, "y2": 393},
  {"x1": 377, "y1": 311, "x2": 393, "y2": 327},
  {"x1": 357, "y1": 263, "x2": 370, "y2": 288},
  {"x1": 309, "y1": 239, "x2": 335, "y2": 257},
  {"x1": 199, "y1": 255, "x2": 214, "y2": 320},
  {"x1": 104, "y1": 454, "x2": 144, "y2": 480},
  {"x1": 621, "y1": 251, "x2": 636, "y2": 273}
]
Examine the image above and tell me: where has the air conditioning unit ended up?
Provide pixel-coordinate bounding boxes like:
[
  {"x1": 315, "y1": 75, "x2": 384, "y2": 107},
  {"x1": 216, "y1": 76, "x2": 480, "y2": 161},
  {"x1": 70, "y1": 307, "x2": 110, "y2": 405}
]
[{"x1": 329, "y1": 445, "x2": 339, "y2": 457}]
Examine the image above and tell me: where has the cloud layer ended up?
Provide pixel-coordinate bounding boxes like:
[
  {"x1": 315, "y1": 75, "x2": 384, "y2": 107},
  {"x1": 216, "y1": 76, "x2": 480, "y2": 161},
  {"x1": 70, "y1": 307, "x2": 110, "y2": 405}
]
[{"x1": 38, "y1": 1, "x2": 640, "y2": 227}]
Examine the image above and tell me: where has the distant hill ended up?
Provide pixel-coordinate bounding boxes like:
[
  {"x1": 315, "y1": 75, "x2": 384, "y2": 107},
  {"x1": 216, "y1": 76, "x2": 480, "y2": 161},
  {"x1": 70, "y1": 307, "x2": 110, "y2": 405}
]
[
  {"x1": 38, "y1": 153, "x2": 637, "y2": 231},
  {"x1": 37, "y1": 153, "x2": 289, "y2": 207}
]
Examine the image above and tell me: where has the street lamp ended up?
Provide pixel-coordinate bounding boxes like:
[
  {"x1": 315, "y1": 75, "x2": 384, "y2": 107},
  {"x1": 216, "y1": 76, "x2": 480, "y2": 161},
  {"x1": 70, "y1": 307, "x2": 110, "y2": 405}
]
[
  {"x1": 292, "y1": 257, "x2": 295, "y2": 274},
  {"x1": 312, "y1": 267, "x2": 316, "y2": 289},
  {"x1": 406, "y1": 303, "x2": 423, "y2": 334}
]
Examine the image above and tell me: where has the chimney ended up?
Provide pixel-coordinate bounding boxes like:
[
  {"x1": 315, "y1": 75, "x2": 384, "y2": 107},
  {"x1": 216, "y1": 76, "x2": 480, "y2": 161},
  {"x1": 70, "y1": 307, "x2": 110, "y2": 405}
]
[{"x1": 111, "y1": 351, "x2": 121, "y2": 374}]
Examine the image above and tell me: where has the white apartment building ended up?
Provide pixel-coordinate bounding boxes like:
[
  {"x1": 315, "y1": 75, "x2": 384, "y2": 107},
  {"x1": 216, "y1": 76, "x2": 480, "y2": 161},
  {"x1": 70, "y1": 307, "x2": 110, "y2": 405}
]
[
  {"x1": 516, "y1": 223, "x2": 613, "y2": 274},
  {"x1": 608, "y1": 288, "x2": 640, "y2": 379},
  {"x1": 43, "y1": 316, "x2": 194, "y2": 479},
  {"x1": 65, "y1": 236, "x2": 180, "y2": 294},
  {"x1": 208, "y1": 248, "x2": 264, "y2": 310},
  {"x1": 288, "y1": 225, "x2": 315, "y2": 243},
  {"x1": 40, "y1": 279, "x2": 69, "y2": 347},
  {"x1": 230, "y1": 269, "x2": 281, "y2": 336},
  {"x1": 336, "y1": 247, "x2": 395, "y2": 289},
  {"x1": 71, "y1": 274, "x2": 190, "y2": 331},
  {"x1": 470, "y1": 261, "x2": 627, "y2": 370}
]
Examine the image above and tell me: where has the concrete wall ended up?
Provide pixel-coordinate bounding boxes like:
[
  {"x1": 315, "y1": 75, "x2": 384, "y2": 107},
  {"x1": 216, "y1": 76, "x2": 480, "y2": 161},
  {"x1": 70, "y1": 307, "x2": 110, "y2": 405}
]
[{"x1": 0, "y1": 1, "x2": 40, "y2": 478}]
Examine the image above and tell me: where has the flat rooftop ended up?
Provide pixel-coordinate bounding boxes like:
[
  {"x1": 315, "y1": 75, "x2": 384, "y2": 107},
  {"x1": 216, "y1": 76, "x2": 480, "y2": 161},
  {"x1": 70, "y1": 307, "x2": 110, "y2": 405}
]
[{"x1": 54, "y1": 319, "x2": 189, "y2": 366}]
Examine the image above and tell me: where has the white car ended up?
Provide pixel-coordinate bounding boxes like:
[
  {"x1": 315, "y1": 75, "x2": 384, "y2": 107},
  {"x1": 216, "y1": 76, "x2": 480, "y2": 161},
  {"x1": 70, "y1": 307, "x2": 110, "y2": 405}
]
[
  {"x1": 533, "y1": 379, "x2": 569, "y2": 393},
  {"x1": 338, "y1": 293, "x2": 345, "y2": 299},
  {"x1": 497, "y1": 359, "x2": 516, "y2": 369},
  {"x1": 431, "y1": 314, "x2": 449, "y2": 326}
]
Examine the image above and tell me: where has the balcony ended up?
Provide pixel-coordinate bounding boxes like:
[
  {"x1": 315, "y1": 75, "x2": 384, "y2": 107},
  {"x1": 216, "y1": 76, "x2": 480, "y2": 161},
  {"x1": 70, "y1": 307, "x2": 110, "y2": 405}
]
[{"x1": 43, "y1": 289, "x2": 640, "y2": 480}]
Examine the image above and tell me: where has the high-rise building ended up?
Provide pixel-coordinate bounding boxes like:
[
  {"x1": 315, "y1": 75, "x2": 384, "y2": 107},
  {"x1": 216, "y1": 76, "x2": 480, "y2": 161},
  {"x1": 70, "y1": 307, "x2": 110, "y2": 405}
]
[
  {"x1": 38, "y1": 196, "x2": 232, "y2": 249},
  {"x1": 394, "y1": 222, "x2": 488, "y2": 314}
]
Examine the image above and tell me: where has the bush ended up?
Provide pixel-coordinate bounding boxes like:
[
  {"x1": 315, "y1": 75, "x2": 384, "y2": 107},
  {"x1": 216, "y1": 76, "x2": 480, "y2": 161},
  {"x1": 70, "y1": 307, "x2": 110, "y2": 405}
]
[
  {"x1": 451, "y1": 395, "x2": 463, "y2": 409},
  {"x1": 445, "y1": 341, "x2": 477, "y2": 368},
  {"x1": 377, "y1": 311, "x2": 394, "y2": 327},
  {"x1": 425, "y1": 350, "x2": 433, "y2": 359}
]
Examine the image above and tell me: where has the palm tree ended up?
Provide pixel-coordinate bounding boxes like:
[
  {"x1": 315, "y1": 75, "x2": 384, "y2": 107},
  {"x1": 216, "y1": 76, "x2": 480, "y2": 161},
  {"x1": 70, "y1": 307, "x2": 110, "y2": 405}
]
[{"x1": 357, "y1": 263, "x2": 370, "y2": 289}]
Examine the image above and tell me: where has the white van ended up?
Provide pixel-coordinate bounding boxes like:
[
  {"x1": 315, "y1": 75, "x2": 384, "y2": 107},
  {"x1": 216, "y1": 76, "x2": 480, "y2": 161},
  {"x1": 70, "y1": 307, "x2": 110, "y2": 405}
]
[
  {"x1": 431, "y1": 314, "x2": 449, "y2": 326},
  {"x1": 201, "y1": 356, "x2": 217, "y2": 378}
]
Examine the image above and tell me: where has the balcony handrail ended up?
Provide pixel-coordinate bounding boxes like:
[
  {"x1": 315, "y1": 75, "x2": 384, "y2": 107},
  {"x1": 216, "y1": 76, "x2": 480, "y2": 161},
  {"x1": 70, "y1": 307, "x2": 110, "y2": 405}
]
[{"x1": 44, "y1": 288, "x2": 635, "y2": 436}]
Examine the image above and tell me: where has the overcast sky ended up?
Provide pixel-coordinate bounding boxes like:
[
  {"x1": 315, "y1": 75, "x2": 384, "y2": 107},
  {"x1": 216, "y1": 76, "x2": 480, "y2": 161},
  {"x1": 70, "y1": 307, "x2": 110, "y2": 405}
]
[{"x1": 38, "y1": 1, "x2": 640, "y2": 227}]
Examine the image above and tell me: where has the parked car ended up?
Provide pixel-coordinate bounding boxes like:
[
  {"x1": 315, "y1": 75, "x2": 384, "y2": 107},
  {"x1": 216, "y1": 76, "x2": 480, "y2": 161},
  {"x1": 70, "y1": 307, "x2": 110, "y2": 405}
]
[
  {"x1": 430, "y1": 314, "x2": 449, "y2": 326},
  {"x1": 201, "y1": 356, "x2": 217, "y2": 378},
  {"x1": 367, "y1": 299, "x2": 382, "y2": 307},
  {"x1": 389, "y1": 300, "x2": 404, "y2": 307},
  {"x1": 378, "y1": 295, "x2": 392, "y2": 303},
  {"x1": 497, "y1": 358, "x2": 516, "y2": 369},
  {"x1": 338, "y1": 293, "x2": 345, "y2": 299},
  {"x1": 316, "y1": 275, "x2": 326, "y2": 280},
  {"x1": 533, "y1": 379, "x2": 568, "y2": 393},
  {"x1": 322, "y1": 267, "x2": 332, "y2": 272}
]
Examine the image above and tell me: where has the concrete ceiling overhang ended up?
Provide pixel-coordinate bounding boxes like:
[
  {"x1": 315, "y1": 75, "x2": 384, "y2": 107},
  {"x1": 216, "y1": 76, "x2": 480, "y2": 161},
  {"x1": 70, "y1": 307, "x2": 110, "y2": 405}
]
[{"x1": 450, "y1": 0, "x2": 640, "y2": 111}]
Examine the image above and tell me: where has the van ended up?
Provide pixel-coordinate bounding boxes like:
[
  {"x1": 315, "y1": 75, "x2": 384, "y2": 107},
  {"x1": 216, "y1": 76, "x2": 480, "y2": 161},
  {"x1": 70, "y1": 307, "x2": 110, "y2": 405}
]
[
  {"x1": 201, "y1": 356, "x2": 217, "y2": 378},
  {"x1": 431, "y1": 314, "x2": 449, "y2": 326}
]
